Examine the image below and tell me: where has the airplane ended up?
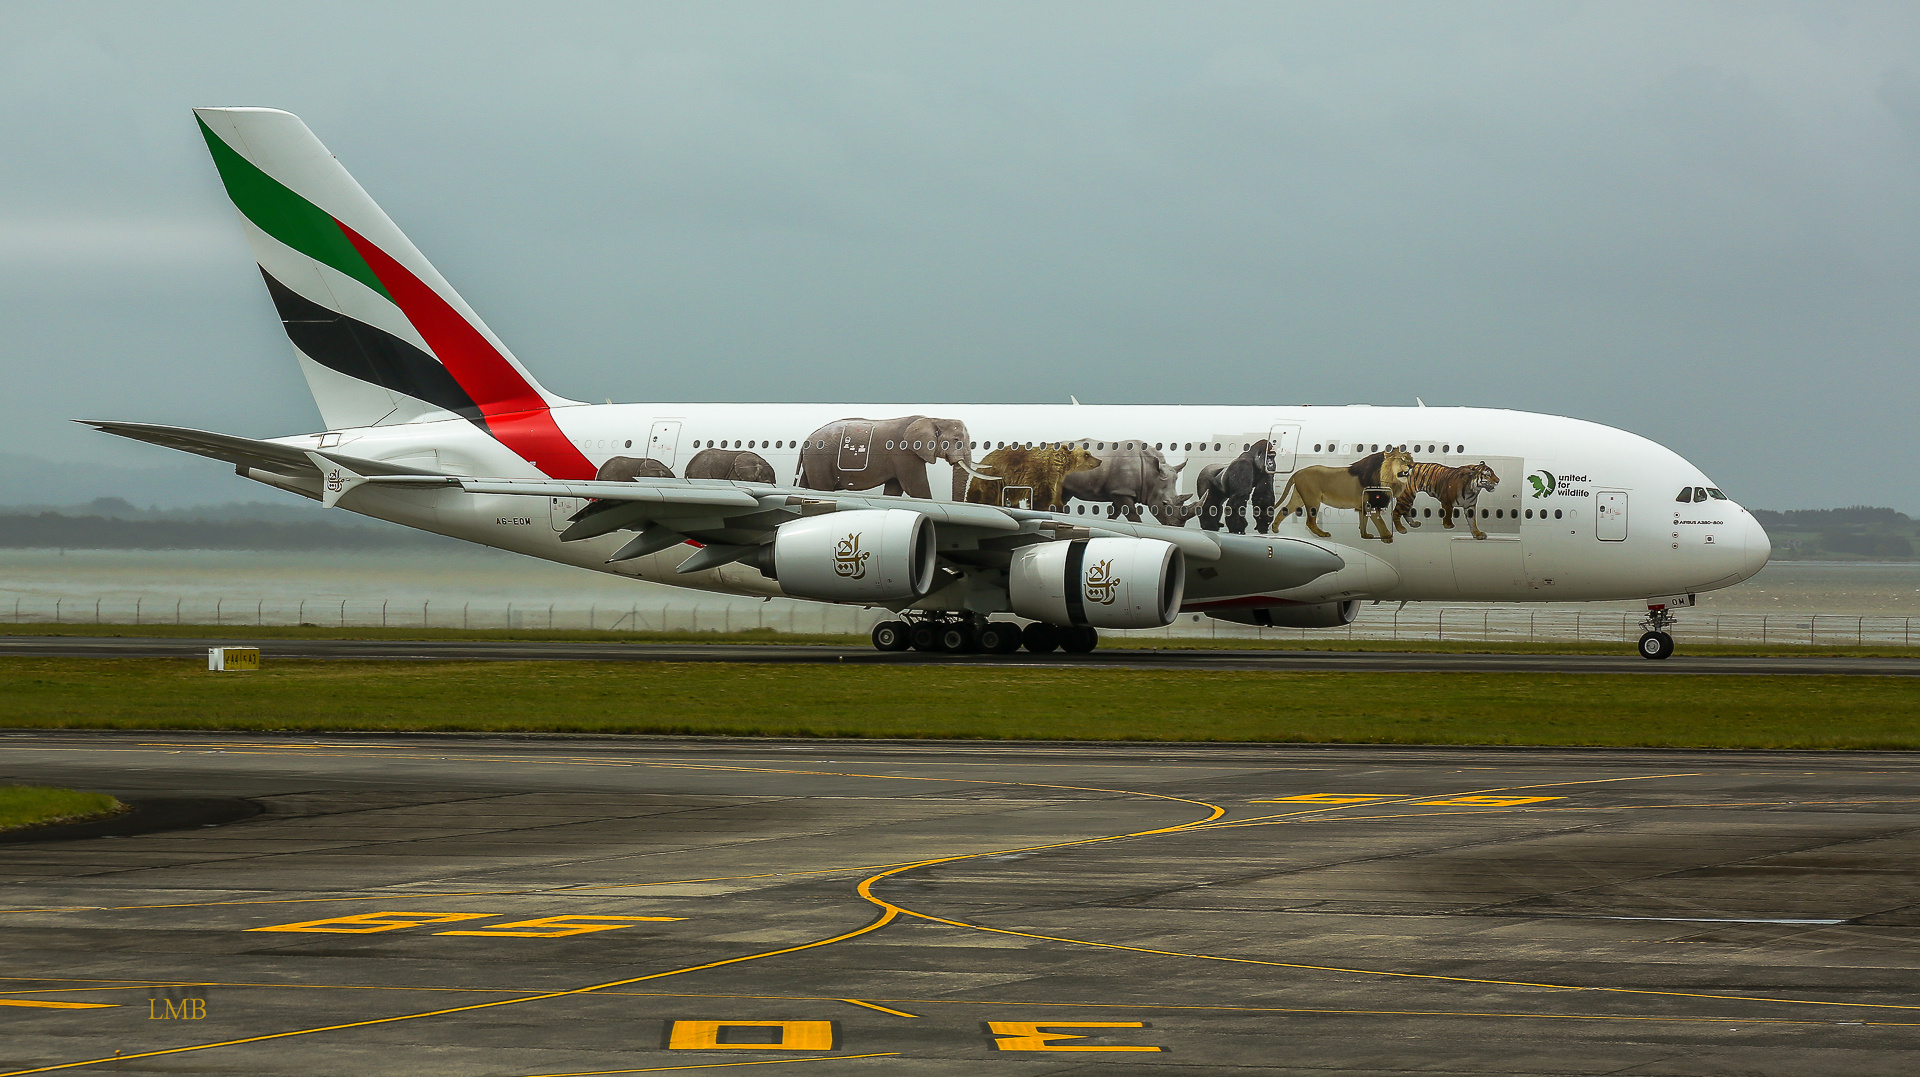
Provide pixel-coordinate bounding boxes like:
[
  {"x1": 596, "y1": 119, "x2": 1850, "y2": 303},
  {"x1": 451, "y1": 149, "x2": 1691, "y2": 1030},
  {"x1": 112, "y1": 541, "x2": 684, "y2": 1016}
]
[{"x1": 87, "y1": 107, "x2": 1770, "y2": 661}]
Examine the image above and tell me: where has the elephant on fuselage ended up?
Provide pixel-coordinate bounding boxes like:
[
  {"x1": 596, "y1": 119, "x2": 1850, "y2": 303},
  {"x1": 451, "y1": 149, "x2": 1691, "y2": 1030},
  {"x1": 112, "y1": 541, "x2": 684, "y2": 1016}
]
[
  {"x1": 1061, "y1": 440, "x2": 1186, "y2": 523},
  {"x1": 794, "y1": 415, "x2": 992, "y2": 500},
  {"x1": 684, "y1": 447, "x2": 776, "y2": 484},
  {"x1": 596, "y1": 457, "x2": 675, "y2": 481}
]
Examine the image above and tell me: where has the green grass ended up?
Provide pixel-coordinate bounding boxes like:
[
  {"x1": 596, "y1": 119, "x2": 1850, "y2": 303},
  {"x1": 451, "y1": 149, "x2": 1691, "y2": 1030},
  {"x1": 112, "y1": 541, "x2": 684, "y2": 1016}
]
[
  {"x1": 4, "y1": 622, "x2": 1919, "y2": 659},
  {"x1": 0, "y1": 785, "x2": 125, "y2": 831},
  {"x1": 4, "y1": 658, "x2": 1918, "y2": 749}
]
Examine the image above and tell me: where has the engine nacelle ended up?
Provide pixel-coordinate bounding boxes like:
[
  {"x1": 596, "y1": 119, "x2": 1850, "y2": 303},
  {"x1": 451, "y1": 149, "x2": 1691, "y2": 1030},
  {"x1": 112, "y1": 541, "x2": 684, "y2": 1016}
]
[
  {"x1": 1009, "y1": 537, "x2": 1185, "y2": 630},
  {"x1": 772, "y1": 509, "x2": 936, "y2": 602},
  {"x1": 1207, "y1": 600, "x2": 1359, "y2": 629}
]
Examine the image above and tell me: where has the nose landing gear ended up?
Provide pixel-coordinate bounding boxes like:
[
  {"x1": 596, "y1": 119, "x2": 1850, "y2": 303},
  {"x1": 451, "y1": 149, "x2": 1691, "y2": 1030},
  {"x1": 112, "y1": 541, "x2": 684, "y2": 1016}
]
[{"x1": 1637, "y1": 603, "x2": 1678, "y2": 660}]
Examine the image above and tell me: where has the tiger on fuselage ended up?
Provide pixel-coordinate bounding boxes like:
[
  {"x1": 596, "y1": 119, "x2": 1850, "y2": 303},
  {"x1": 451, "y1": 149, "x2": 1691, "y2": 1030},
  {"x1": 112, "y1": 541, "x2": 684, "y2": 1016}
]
[{"x1": 1392, "y1": 461, "x2": 1500, "y2": 539}]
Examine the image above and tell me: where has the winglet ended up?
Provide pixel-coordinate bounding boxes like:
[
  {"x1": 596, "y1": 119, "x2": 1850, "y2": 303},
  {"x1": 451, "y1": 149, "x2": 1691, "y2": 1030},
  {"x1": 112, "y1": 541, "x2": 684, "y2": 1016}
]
[{"x1": 306, "y1": 451, "x2": 368, "y2": 508}]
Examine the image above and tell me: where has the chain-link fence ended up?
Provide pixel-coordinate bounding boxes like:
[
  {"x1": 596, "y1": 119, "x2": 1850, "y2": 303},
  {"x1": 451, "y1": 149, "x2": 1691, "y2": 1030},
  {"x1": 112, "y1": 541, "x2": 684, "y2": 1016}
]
[{"x1": 6, "y1": 594, "x2": 1917, "y2": 646}]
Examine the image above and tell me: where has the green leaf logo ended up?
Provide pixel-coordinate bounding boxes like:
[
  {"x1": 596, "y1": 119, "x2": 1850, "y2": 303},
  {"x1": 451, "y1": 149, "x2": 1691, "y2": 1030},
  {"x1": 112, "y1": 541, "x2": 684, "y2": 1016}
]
[{"x1": 1527, "y1": 471, "x2": 1555, "y2": 498}]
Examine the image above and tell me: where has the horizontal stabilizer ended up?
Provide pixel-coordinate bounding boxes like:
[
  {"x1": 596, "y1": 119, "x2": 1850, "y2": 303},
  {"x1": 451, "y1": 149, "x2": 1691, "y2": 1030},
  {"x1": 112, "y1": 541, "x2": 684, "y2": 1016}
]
[{"x1": 81, "y1": 420, "x2": 445, "y2": 481}]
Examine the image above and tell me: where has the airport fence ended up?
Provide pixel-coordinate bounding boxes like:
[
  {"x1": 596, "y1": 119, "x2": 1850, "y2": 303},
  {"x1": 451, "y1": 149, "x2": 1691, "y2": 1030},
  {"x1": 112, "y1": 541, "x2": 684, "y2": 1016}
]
[{"x1": 5, "y1": 594, "x2": 1918, "y2": 647}]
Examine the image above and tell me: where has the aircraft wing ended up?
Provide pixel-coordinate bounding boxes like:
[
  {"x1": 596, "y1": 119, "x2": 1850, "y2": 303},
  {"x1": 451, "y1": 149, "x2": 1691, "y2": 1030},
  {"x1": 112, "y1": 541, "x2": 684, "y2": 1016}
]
[
  {"x1": 309, "y1": 449, "x2": 1341, "y2": 589},
  {"x1": 84, "y1": 420, "x2": 1342, "y2": 593}
]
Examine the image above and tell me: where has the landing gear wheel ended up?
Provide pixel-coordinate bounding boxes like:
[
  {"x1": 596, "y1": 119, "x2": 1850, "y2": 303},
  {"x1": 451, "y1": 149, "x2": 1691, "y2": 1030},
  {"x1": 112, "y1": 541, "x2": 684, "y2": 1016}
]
[
  {"x1": 938, "y1": 624, "x2": 979, "y2": 654},
  {"x1": 1637, "y1": 631, "x2": 1674, "y2": 660},
  {"x1": 871, "y1": 621, "x2": 910, "y2": 652},
  {"x1": 977, "y1": 622, "x2": 1022, "y2": 655},
  {"x1": 909, "y1": 624, "x2": 940, "y2": 652},
  {"x1": 1060, "y1": 625, "x2": 1100, "y2": 654},
  {"x1": 1021, "y1": 622, "x2": 1059, "y2": 654}
]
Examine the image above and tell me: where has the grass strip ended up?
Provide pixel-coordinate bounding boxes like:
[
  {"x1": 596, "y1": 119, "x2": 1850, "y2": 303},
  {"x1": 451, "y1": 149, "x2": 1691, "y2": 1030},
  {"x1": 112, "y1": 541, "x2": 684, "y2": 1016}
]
[
  {"x1": 4, "y1": 658, "x2": 1918, "y2": 749},
  {"x1": 0, "y1": 785, "x2": 125, "y2": 832},
  {"x1": 3, "y1": 623, "x2": 1918, "y2": 659}
]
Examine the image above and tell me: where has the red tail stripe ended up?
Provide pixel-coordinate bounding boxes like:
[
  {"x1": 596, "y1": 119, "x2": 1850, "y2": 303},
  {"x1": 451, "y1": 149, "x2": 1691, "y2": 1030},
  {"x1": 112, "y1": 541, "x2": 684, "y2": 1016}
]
[{"x1": 336, "y1": 221, "x2": 595, "y2": 480}]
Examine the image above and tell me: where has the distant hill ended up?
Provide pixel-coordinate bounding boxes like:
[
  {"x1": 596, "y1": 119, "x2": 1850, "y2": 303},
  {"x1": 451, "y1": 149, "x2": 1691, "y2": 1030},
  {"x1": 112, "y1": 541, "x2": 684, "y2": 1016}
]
[
  {"x1": 1751, "y1": 506, "x2": 1917, "y2": 560},
  {"x1": 0, "y1": 499, "x2": 460, "y2": 551}
]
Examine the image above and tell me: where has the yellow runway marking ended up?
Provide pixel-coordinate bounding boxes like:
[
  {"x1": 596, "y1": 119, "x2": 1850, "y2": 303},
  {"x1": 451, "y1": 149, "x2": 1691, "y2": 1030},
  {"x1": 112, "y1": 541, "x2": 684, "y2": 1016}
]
[
  {"x1": 1198, "y1": 772, "x2": 1700, "y2": 830},
  {"x1": 838, "y1": 999, "x2": 919, "y2": 1018},
  {"x1": 0, "y1": 755, "x2": 1226, "y2": 1076},
  {"x1": 510, "y1": 1055, "x2": 898, "y2": 1076},
  {"x1": 0, "y1": 1000, "x2": 116, "y2": 1010}
]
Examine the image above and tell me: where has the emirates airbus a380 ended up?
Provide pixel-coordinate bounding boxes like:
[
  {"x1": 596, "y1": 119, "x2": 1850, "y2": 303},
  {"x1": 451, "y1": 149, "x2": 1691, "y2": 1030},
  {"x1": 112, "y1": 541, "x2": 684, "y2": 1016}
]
[{"x1": 90, "y1": 108, "x2": 1769, "y2": 660}]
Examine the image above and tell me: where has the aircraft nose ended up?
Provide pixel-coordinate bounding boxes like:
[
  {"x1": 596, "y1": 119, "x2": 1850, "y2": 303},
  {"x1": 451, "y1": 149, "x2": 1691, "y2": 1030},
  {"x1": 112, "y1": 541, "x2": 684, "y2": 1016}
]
[{"x1": 1738, "y1": 511, "x2": 1770, "y2": 581}]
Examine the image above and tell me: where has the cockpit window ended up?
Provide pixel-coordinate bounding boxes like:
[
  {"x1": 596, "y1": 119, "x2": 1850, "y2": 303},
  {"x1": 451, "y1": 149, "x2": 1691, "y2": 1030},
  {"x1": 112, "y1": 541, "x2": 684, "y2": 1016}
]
[
  {"x1": 1676, "y1": 488, "x2": 1696, "y2": 503},
  {"x1": 1706, "y1": 488, "x2": 1728, "y2": 500},
  {"x1": 1693, "y1": 486, "x2": 1708, "y2": 501}
]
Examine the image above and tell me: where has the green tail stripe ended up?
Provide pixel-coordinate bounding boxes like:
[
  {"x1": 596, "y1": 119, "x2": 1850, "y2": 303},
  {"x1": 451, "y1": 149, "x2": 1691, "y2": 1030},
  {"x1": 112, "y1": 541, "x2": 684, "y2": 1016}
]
[{"x1": 197, "y1": 117, "x2": 392, "y2": 301}]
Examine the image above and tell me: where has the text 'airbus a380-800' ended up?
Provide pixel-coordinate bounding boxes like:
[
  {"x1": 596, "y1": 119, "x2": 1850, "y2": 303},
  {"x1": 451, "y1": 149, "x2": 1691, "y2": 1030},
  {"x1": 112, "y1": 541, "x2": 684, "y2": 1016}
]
[{"x1": 90, "y1": 108, "x2": 1769, "y2": 660}]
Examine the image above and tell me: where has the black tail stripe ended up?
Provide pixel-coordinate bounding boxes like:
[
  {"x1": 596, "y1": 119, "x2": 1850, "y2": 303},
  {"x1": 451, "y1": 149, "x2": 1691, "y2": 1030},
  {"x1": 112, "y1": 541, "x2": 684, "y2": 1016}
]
[{"x1": 259, "y1": 268, "x2": 487, "y2": 426}]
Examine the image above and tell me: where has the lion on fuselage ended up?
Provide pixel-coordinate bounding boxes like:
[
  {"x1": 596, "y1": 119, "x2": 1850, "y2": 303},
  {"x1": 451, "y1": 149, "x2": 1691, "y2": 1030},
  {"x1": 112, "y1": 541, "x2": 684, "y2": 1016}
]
[{"x1": 1270, "y1": 448, "x2": 1415, "y2": 543}]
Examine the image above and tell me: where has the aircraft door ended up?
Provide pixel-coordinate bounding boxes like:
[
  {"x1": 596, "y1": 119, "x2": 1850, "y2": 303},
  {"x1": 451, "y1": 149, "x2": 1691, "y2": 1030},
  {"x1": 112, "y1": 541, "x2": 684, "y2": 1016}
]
[
  {"x1": 646, "y1": 420, "x2": 682, "y2": 469},
  {"x1": 1267, "y1": 424, "x2": 1301, "y2": 473},
  {"x1": 1000, "y1": 485, "x2": 1034, "y2": 510},
  {"x1": 837, "y1": 421, "x2": 873, "y2": 472},
  {"x1": 1596, "y1": 490, "x2": 1628, "y2": 541}
]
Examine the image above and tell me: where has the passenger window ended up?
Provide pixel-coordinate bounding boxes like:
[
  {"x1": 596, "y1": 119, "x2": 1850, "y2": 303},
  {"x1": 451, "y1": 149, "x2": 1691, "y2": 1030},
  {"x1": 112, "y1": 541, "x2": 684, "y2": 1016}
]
[
  {"x1": 1213, "y1": 443, "x2": 1221, "y2": 451},
  {"x1": 1442, "y1": 444, "x2": 1450, "y2": 453},
  {"x1": 1554, "y1": 509, "x2": 1563, "y2": 519},
  {"x1": 1481, "y1": 509, "x2": 1489, "y2": 518}
]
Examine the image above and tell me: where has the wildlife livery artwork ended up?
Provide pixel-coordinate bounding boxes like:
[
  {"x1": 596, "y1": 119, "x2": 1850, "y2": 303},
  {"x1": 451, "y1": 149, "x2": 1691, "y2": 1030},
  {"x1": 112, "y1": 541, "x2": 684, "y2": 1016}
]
[{"x1": 95, "y1": 106, "x2": 1766, "y2": 665}]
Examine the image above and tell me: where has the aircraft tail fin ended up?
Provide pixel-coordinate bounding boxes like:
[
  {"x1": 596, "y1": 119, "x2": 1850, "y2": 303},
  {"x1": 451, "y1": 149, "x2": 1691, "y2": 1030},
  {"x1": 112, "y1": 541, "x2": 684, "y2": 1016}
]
[{"x1": 195, "y1": 107, "x2": 593, "y2": 477}]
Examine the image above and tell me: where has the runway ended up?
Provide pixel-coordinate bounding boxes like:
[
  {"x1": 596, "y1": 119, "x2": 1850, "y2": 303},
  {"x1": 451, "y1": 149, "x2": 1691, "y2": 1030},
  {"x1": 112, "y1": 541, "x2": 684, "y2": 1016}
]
[
  {"x1": 6, "y1": 634, "x2": 1920, "y2": 675},
  {"x1": 2, "y1": 732, "x2": 1917, "y2": 1075}
]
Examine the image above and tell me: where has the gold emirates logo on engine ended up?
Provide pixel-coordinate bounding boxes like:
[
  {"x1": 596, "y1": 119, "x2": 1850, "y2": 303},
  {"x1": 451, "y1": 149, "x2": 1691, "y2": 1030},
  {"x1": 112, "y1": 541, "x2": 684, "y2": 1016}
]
[
  {"x1": 833, "y1": 533, "x2": 870, "y2": 580},
  {"x1": 1084, "y1": 558, "x2": 1119, "y2": 605}
]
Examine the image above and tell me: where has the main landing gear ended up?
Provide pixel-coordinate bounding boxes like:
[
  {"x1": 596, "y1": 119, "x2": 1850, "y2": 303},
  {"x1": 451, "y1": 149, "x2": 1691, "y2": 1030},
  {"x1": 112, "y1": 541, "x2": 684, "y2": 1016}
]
[
  {"x1": 869, "y1": 614, "x2": 1098, "y2": 656},
  {"x1": 1637, "y1": 603, "x2": 1678, "y2": 660}
]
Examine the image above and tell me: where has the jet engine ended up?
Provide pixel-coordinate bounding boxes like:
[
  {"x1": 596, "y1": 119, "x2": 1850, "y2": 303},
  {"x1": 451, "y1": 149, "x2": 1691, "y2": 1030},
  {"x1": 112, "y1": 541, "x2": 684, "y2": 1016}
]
[
  {"x1": 1207, "y1": 601, "x2": 1359, "y2": 629},
  {"x1": 1009, "y1": 537, "x2": 1185, "y2": 630},
  {"x1": 771, "y1": 509, "x2": 936, "y2": 602}
]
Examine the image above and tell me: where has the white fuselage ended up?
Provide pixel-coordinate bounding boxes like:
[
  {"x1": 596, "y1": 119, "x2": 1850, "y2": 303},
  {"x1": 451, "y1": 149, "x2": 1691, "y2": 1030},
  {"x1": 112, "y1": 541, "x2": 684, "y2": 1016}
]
[{"x1": 262, "y1": 402, "x2": 1769, "y2": 613}]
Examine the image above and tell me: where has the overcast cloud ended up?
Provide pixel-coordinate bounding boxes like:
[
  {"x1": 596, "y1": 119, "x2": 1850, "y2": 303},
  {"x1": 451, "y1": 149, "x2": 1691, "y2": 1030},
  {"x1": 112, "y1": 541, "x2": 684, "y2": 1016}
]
[{"x1": 2, "y1": 1, "x2": 1916, "y2": 509}]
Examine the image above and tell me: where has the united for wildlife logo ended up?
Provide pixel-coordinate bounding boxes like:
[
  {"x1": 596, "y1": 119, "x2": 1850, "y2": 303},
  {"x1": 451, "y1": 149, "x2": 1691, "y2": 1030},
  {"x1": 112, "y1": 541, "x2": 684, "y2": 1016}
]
[
  {"x1": 1527, "y1": 470, "x2": 1556, "y2": 499},
  {"x1": 1084, "y1": 559, "x2": 1120, "y2": 605},
  {"x1": 833, "y1": 533, "x2": 870, "y2": 579}
]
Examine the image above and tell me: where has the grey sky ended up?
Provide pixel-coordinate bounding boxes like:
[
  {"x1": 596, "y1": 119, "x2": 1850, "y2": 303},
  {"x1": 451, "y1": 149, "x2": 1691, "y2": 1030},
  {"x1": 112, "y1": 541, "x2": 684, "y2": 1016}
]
[{"x1": 3, "y1": 1, "x2": 1917, "y2": 509}]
